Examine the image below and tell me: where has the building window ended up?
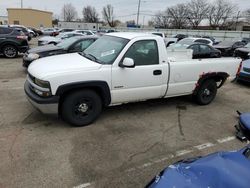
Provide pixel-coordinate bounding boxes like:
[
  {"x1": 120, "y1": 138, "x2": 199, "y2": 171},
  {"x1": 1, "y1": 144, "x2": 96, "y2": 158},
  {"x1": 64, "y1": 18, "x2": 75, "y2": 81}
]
[{"x1": 14, "y1": 20, "x2": 19, "y2": 25}]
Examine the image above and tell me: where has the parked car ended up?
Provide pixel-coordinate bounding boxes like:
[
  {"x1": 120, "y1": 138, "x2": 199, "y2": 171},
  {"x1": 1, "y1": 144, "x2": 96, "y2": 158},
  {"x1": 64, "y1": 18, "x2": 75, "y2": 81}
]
[
  {"x1": 27, "y1": 28, "x2": 36, "y2": 38},
  {"x1": 214, "y1": 40, "x2": 246, "y2": 57},
  {"x1": 173, "y1": 34, "x2": 188, "y2": 41},
  {"x1": 9, "y1": 25, "x2": 32, "y2": 41},
  {"x1": 23, "y1": 36, "x2": 98, "y2": 67},
  {"x1": 187, "y1": 43, "x2": 221, "y2": 59},
  {"x1": 42, "y1": 28, "x2": 57, "y2": 36},
  {"x1": 28, "y1": 27, "x2": 43, "y2": 36},
  {"x1": 38, "y1": 32, "x2": 85, "y2": 46},
  {"x1": 24, "y1": 32, "x2": 241, "y2": 126},
  {"x1": 202, "y1": 36, "x2": 220, "y2": 45},
  {"x1": 151, "y1": 32, "x2": 178, "y2": 47},
  {"x1": 0, "y1": 26, "x2": 29, "y2": 58},
  {"x1": 237, "y1": 59, "x2": 250, "y2": 83},
  {"x1": 74, "y1": 30, "x2": 95, "y2": 36},
  {"x1": 234, "y1": 42, "x2": 250, "y2": 60},
  {"x1": 170, "y1": 37, "x2": 213, "y2": 48},
  {"x1": 146, "y1": 145, "x2": 250, "y2": 188},
  {"x1": 242, "y1": 37, "x2": 250, "y2": 45}
]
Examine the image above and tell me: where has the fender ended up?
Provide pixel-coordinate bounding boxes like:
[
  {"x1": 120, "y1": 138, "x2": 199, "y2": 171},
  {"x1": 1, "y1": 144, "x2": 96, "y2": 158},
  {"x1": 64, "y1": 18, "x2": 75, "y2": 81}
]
[
  {"x1": 193, "y1": 72, "x2": 229, "y2": 95},
  {"x1": 56, "y1": 81, "x2": 111, "y2": 106}
]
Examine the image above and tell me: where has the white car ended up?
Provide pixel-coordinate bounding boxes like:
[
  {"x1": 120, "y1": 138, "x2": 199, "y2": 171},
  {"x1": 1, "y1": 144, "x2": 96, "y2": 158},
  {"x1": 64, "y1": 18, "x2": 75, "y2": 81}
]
[
  {"x1": 25, "y1": 32, "x2": 241, "y2": 126},
  {"x1": 38, "y1": 32, "x2": 85, "y2": 46},
  {"x1": 74, "y1": 30, "x2": 95, "y2": 36},
  {"x1": 169, "y1": 37, "x2": 213, "y2": 49}
]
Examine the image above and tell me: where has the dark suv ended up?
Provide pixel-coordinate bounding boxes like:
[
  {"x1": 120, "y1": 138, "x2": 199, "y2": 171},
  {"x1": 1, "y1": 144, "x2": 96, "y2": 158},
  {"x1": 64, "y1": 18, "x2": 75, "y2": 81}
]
[{"x1": 0, "y1": 27, "x2": 29, "y2": 58}]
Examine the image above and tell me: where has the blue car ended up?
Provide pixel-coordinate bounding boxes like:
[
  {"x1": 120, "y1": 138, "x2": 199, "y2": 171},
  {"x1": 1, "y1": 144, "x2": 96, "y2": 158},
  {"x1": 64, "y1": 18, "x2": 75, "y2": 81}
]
[
  {"x1": 238, "y1": 59, "x2": 250, "y2": 83},
  {"x1": 147, "y1": 146, "x2": 250, "y2": 188}
]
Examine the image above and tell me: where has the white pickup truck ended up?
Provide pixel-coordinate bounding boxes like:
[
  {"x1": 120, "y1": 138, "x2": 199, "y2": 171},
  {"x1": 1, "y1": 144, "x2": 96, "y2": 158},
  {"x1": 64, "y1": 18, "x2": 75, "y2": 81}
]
[{"x1": 24, "y1": 32, "x2": 241, "y2": 126}]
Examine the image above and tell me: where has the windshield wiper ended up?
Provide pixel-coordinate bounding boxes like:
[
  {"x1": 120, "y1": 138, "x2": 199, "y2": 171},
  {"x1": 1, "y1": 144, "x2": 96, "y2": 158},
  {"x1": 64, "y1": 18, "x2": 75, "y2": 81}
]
[{"x1": 79, "y1": 52, "x2": 103, "y2": 64}]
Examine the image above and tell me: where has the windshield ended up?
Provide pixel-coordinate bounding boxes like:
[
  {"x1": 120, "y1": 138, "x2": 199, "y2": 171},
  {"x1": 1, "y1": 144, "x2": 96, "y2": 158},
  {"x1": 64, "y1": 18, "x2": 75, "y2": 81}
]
[
  {"x1": 178, "y1": 38, "x2": 194, "y2": 45},
  {"x1": 56, "y1": 37, "x2": 79, "y2": 49},
  {"x1": 83, "y1": 35, "x2": 129, "y2": 64}
]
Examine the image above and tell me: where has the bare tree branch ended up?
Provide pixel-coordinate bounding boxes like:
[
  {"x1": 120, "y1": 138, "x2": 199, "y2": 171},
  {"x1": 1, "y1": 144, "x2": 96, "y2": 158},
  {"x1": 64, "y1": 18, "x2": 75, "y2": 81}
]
[
  {"x1": 61, "y1": 3, "x2": 78, "y2": 22},
  {"x1": 102, "y1": 4, "x2": 117, "y2": 27},
  {"x1": 186, "y1": 0, "x2": 210, "y2": 28},
  {"x1": 167, "y1": 3, "x2": 189, "y2": 29},
  {"x1": 82, "y1": 6, "x2": 99, "y2": 23},
  {"x1": 208, "y1": 0, "x2": 237, "y2": 29}
]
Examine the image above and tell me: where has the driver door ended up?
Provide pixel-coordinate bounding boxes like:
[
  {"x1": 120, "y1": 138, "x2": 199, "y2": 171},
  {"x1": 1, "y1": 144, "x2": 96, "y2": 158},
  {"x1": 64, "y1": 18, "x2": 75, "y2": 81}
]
[{"x1": 111, "y1": 40, "x2": 167, "y2": 104}]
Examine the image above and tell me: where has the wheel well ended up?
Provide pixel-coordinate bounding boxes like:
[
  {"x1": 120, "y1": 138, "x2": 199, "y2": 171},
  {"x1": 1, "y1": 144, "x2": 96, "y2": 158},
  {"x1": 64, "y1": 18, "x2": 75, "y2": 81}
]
[
  {"x1": 58, "y1": 86, "x2": 109, "y2": 115},
  {"x1": 193, "y1": 72, "x2": 229, "y2": 95}
]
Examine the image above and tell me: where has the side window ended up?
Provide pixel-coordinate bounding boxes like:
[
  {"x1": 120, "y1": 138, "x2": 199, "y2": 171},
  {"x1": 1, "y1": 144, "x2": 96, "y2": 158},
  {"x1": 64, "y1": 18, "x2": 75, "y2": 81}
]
[
  {"x1": 0, "y1": 27, "x2": 12, "y2": 35},
  {"x1": 195, "y1": 39, "x2": 210, "y2": 44},
  {"x1": 188, "y1": 44, "x2": 199, "y2": 54},
  {"x1": 200, "y1": 45, "x2": 211, "y2": 54},
  {"x1": 124, "y1": 40, "x2": 159, "y2": 66}
]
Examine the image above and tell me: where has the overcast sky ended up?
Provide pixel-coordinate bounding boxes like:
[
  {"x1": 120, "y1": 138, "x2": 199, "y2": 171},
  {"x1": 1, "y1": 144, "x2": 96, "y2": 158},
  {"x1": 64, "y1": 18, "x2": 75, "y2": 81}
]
[{"x1": 0, "y1": 0, "x2": 249, "y2": 24}]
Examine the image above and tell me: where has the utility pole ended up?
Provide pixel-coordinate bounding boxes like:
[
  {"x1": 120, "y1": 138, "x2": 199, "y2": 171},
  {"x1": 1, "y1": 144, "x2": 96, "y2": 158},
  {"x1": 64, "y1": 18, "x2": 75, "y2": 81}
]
[
  {"x1": 136, "y1": 0, "x2": 141, "y2": 27},
  {"x1": 21, "y1": 0, "x2": 23, "y2": 8}
]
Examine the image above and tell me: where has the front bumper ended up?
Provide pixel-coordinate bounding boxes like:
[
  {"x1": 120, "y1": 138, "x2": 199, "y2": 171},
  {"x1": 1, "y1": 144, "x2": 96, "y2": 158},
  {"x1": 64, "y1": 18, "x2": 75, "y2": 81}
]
[
  {"x1": 24, "y1": 81, "x2": 59, "y2": 114},
  {"x1": 18, "y1": 46, "x2": 29, "y2": 53}
]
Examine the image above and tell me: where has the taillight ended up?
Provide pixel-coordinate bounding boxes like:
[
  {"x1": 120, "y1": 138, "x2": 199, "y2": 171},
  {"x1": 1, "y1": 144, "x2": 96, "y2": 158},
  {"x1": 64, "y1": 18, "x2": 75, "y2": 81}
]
[
  {"x1": 237, "y1": 61, "x2": 243, "y2": 75},
  {"x1": 17, "y1": 35, "x2": 28, "y2": 40}
]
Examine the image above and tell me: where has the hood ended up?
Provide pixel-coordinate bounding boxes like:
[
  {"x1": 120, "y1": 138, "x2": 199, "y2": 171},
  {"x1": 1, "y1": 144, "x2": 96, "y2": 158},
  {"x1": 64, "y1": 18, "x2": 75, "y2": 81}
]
[
  {"x1": 28, "y1": 53, "x2": 102, "y2": 79},
  {"x1": 214, "y1": 45, "x2": 232, "y2": 49},
  {"x1": 28, "y1": 44, "x2": 62, "y2": 54},
  {"x1": 236, "y1": 47, "x2": 250, "y2": 53},
  {"x1": 148, "y1": 146, "x2": 250, "y2": 188}
]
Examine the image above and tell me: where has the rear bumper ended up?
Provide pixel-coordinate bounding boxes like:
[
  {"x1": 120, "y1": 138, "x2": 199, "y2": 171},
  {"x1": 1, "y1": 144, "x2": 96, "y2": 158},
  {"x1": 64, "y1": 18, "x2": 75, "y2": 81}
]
[
  {"x1": 24, "y1": 81, "x2": 59, "y2": 114},
  {"x1": 237, "y1": 73, "x2": 250, "y2": 83}
]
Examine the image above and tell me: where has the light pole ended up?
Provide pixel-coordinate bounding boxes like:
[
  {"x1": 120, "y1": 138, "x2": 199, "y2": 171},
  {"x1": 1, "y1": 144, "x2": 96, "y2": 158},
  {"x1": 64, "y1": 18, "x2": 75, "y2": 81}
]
[
  {"x1": 21, "y1": 0, "x2": 23, "y2": 8},
  {"x1": 136, "y1": 0, "x2": 141, "y2": 27}
]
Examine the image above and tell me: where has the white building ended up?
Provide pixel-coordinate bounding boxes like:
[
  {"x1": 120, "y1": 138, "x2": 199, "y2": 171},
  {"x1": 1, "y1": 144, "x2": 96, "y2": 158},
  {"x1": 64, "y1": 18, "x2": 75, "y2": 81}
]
[
  {"x1": 0, "y1": 16, "x2": 8, "y2": 25},
  {"x1": 58, "y1": 21, "x2": 102, "y2": 30}
]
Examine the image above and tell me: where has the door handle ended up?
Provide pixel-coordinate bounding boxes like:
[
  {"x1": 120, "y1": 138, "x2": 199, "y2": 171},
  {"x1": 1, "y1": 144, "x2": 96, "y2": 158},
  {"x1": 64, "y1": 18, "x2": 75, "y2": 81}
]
[{"x1": 153, "y1": 70, "x2": 162, "y2": 75}]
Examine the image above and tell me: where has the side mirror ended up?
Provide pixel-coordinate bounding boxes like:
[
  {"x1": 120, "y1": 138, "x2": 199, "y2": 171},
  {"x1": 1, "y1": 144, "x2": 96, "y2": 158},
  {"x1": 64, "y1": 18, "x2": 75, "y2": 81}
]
[{"x1": 119, "y1": 57, "x2": 135, "y2": 68}]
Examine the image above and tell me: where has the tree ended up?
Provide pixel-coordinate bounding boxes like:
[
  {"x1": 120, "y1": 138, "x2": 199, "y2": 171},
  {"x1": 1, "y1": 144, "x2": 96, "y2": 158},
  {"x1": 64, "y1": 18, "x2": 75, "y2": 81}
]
[
  {"x1": 82, "y1": 6, "x2": 99, "y2": 23},
  {"x1": 208, "y1": 0, "x2": 237, "y2": 29},
  {"x1": 186, "y1": 0, "x2": 210, "y2": 29},
  {"x1": 102, "y1": 4, "x2": 116, "y2": 27},
  {"x1": 243, "y1": 8, "x2": 250, "y2": 22},
  {"x1": 153, "y1": 10, "x2": 171, "y2": 28},
  {"x1": 61, "y1": 3, "x2": 78, "y2": 22},
  {"x1": 167, "y1": 3, "x2": 189, "y2": 29}
]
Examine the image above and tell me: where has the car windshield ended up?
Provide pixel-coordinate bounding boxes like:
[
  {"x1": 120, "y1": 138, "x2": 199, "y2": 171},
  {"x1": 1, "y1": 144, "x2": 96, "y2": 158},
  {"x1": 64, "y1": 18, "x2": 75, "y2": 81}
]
[
  {"x1": 56, "y1": 37, "x2": 79, "y2": 49},
  {"x1": 178, "y1": 38, "x2": 194, "y2": 45},
  {"x1": 83, "y1": 35, "x2": 129, "y2": 64}
]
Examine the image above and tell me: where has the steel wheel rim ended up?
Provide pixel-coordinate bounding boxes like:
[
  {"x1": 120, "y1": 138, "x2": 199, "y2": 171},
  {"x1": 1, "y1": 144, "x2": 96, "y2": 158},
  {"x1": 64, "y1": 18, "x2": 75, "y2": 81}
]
[{"x1": 4, "y1": 47, "x2": 16, "y2": 58}]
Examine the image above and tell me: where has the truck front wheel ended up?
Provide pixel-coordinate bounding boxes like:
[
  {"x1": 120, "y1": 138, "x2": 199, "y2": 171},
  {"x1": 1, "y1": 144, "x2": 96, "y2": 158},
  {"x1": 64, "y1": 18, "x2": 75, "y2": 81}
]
[
  {"x1": 194, "y1": 79, "x2": 217, "y2": 105},
  {"x1": 61, "y1": 89, "x2": 102, "y2": 126}
]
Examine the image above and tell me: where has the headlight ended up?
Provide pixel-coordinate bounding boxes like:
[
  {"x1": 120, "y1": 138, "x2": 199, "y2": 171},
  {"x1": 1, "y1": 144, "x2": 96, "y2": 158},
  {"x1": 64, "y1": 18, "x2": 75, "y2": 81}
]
[
  {"x1": 27, "y1": 53, "x2": 40, "y2": 60},
  {"x1": 35, "y1": 78, "x2": 50, "y2": 88}
]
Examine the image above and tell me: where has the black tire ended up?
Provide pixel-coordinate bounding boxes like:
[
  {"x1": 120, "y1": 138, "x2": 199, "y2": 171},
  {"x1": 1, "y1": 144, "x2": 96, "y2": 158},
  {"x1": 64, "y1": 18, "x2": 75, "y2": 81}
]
[
  {"x1": 194, "y1": 79, "x2": 217, "y2": 105},
  {"x1": 3, "y1": 45, "x2": 18, "y2": 58},
  {"x1": 61, "y1": 89, "x2": 102, "y2": 126}
]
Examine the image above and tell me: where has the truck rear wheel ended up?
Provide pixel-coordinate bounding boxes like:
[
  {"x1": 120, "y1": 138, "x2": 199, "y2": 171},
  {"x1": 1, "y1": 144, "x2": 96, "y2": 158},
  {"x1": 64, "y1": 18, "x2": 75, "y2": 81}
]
[
  {"x1": 194, "y1": 79, "x2": 217, "y2": 105},
  {"x1": 61, "y1": 89, "x2": 102, "y2": 126}
]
